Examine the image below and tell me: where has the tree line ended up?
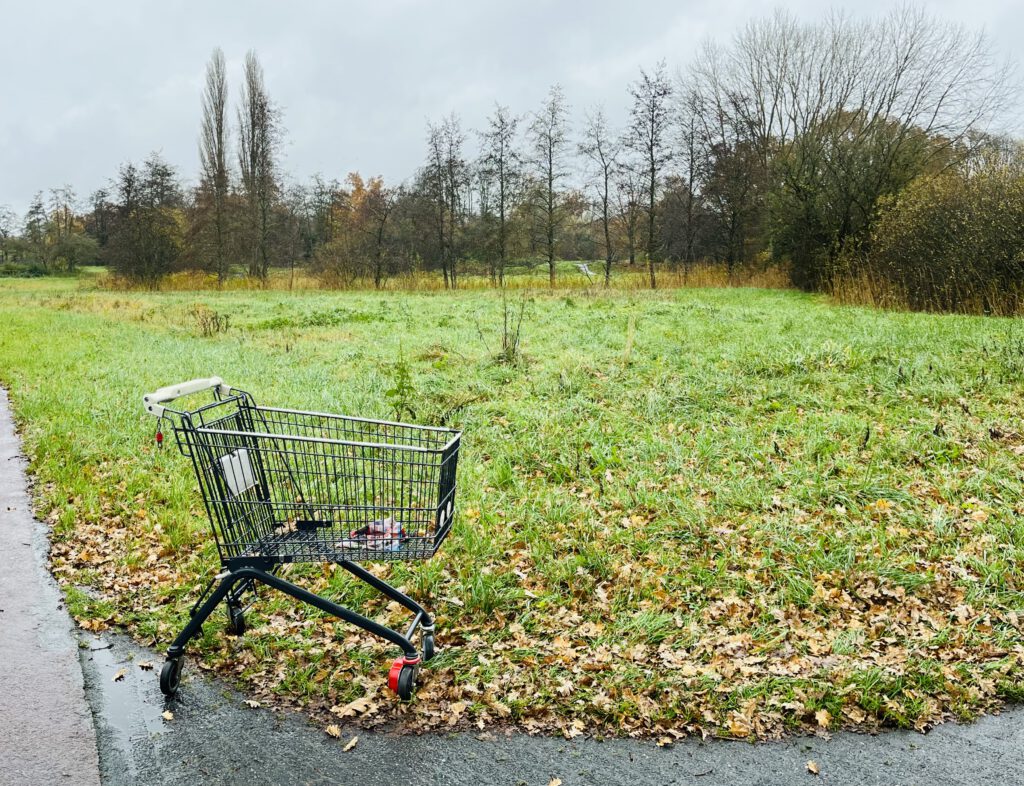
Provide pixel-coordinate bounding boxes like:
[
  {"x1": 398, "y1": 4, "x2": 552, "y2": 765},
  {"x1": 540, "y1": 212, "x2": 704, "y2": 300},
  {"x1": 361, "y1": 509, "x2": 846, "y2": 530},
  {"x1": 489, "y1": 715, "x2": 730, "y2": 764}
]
[{"x1": 1, "y1": 6, "x2": 1021, "y2": 312}]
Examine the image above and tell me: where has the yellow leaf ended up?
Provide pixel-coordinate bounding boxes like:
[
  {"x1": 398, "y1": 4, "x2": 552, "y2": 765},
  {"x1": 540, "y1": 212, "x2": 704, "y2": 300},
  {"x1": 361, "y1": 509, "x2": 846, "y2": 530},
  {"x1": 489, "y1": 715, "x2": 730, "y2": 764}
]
[
  {"x1": 326, "y1": 724, "x2": 341, "y2": 738},
  {"x1": 162, "y1": 710, "x2": 174, "y2": 721},
  {"x1": 343, "y1": 736, "x2": 358, "y2": 752},
  {"x1": 244, "y1": 699, "x2": 261, "y2": 709},
  {"x1": 807, "y1": 760, "x2": 819, "y2": 775},
  {"x1": 548, "y1": 780, "x2": 562, "y2": 786},
  {"x1": 112, "y1": 668, "x2": 127, "y2": 682},
  {"x1": 727, "y1": 712, "x2": 751, "y2": 737},
  {"x1": 137, "y1": 661, "x2": 154, "y2": 671},
  {"x1": 814, "y1": 709, "x2": 832, "y2": 728}
]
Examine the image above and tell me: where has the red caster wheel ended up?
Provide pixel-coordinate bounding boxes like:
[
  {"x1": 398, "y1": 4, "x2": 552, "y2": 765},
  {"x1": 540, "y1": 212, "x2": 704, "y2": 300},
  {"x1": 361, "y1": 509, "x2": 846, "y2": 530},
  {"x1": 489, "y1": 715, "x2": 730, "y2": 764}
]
[{"x1": 388, "y1": 655, "x2": 421, "y2": 700}]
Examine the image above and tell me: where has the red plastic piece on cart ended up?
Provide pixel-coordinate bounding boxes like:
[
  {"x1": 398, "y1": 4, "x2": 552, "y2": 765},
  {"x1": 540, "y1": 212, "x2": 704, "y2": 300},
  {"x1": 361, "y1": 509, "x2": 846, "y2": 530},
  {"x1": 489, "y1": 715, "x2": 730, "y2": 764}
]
[
  {"x1": 156, "y1": 430, "x2": 164, "y2": 444},
  {"x1": 388, "y1": 655, "x2": 420, "y2": 694}
]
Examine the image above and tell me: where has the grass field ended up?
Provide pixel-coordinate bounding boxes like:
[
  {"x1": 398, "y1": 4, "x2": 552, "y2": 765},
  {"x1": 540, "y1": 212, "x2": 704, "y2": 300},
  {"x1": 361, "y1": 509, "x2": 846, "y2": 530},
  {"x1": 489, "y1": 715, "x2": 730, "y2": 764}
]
[{"x1": 1, "y1": 275, "x2": 1022, "y2": 739}]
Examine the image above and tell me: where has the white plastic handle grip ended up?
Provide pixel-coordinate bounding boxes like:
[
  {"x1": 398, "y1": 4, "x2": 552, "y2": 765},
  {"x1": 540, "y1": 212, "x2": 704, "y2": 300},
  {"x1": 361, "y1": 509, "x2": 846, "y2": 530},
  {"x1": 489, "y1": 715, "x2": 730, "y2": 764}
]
[{"x1": 142, "y1": 377, "x2": 231, "y2": 417}]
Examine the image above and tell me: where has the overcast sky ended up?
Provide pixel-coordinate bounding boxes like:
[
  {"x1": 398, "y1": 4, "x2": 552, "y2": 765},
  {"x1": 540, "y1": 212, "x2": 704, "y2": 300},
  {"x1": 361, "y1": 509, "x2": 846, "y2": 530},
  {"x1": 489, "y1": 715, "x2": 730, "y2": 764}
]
[{"x1": 1, "y1": 0, "x2": 1021, "y2": 215}]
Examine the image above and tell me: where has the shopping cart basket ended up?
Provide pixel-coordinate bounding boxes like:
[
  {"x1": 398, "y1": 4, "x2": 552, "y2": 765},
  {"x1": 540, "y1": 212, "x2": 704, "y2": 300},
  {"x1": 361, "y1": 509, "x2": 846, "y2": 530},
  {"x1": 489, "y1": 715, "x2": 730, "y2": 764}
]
[{"x1": 142, "y1": 377, "x2": 461, "y2": 700}]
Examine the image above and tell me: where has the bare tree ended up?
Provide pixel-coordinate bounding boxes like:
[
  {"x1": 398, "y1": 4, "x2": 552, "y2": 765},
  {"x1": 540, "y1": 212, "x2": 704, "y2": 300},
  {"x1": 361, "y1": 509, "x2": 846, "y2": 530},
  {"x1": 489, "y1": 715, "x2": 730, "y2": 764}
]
[
  {"x1": 200, "y1": 47, "x2": 230, "y2": 283},
  {"x1": 691, "y1": 7, "x2": 1010, "y2": 289},
  {"x1": 579, "y1": 107, "x2": 618, "y2": 286},
  {"x1": 673, "y1": 83, "x2": 709, "y2": 269},
  {"x1": 48, "y1": 185, "x2": 76, "y2": 243},
  {"x1": 23, "y1": 192, "x2": 48, "y2": 264},
  {"x1": 424, "y1": 123, "x2": 450, "y2": 286},
  {"x1": 442, "y1": 116, "x2": 470, "y2": 288},
  {"x1": 478, "y1": 104, "x2": 522, "y2": 286},
  {"x1": 423, "y1": 115, "x2": 469, "y2": 288},
  {"x1": 624, "y1": 63, "x2": 673, "y2": 288},
  {"x1": 356, "y1": 176, "x2": 398, "y2": 290},
  {"x1": 529, "y1": 85, "x2": 570, "y2": 286},
  {"x1": 87, "y1": 189, "x2": 112, "y2": 249},
  {"x1": 687, "y1": 74, "x2": 765, "y2": 274},
  {"x1": 237, "y1": 50, "x2": 281, "y2": 280},
  {"x1": 614, "y1": 164, "x2": 644, "y2": 269},
  {"x1": 0, "y1": 205, "x2": 16, "y2": 264}
]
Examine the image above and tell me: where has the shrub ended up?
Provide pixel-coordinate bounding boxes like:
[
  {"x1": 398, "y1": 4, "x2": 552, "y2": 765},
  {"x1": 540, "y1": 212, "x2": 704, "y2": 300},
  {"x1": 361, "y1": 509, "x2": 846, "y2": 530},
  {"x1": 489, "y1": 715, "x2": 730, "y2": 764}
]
[
  {"x1": 0, "y1": 262, "x2": 48, "y2": 278},
  {"x1": 839, "y1": 164, "x2": 1024, "y2": 314}
]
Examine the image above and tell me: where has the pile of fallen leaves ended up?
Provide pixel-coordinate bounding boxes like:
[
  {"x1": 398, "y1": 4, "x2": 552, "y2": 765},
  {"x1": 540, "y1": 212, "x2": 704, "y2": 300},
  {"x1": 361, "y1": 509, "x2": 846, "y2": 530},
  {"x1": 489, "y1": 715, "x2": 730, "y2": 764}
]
[{"x1": 44, "y1": 475, "x2": 1024, "y2": 741}]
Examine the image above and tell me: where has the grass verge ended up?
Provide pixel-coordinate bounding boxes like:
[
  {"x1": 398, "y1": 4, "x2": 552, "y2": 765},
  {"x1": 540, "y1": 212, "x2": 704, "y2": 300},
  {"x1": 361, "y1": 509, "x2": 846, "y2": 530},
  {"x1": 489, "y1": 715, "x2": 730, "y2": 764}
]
[{"x1": 0, "y1": 277, "x2": 1022, "y2": 739}]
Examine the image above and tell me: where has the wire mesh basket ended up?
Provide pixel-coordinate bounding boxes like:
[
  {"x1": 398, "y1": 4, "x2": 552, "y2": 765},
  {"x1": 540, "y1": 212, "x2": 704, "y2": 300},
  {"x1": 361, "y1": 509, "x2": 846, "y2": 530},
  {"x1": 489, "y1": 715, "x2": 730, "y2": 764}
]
[{"x1": 172, "y1": 394, "x2": 460, "y2": 563}]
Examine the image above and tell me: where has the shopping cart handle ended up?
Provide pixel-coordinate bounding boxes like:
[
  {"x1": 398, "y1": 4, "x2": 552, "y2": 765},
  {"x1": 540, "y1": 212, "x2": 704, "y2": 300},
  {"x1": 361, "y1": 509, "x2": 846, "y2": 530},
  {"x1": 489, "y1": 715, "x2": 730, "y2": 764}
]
[{"x1": 143, "y1": 377, "x2": 232, "y2": 417}]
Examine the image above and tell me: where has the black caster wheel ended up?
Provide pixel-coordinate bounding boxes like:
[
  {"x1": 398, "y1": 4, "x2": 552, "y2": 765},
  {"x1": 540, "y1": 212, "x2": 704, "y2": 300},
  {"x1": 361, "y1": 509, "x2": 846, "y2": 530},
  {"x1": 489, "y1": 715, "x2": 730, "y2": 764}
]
[
  {"x1": 226, "y1": 604, "x2": 246, "y2": 636},
  {"x1": 160, "y1": 657, "x2": 183, "y2": 697},
  {"x1": 388, "y1": 657, "x2": 420, "y2": 701},
  {"x1": 396, "y1": 665, "x2": 417, "y2": 700},
  {"x1": 422, "y1": 633, "x2": 436, "y2": 662}
]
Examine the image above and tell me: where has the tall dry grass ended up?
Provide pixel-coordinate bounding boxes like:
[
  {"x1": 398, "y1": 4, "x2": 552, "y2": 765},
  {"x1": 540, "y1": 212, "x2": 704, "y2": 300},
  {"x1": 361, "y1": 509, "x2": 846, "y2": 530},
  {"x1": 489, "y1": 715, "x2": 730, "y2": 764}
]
[
  {"x1": 96, "y1": 262, "x2": 791, "y2": 294},
  {"x1": 830, "y1": 272, "x2": 1024, "y2": 317}
]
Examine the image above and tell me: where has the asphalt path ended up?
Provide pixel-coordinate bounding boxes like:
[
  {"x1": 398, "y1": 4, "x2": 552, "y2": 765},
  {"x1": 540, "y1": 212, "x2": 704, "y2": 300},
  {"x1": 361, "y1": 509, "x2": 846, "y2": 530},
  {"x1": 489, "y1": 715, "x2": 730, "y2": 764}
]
[{"x1": 0, "y1": 386, "x2": 101, "y2": 786}]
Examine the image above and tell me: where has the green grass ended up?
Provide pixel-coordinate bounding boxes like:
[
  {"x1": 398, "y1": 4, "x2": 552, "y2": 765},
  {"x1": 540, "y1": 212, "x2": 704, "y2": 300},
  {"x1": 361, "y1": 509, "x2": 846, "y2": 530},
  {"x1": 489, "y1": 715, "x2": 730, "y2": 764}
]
[{"x1": 0, "y1": 276, "x2": 1022, "y2": 738}]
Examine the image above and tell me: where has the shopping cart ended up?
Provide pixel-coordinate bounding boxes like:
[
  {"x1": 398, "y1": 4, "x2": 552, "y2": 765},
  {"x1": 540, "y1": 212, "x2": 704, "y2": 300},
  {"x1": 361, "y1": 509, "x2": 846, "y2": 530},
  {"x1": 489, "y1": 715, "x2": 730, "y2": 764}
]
[{"x1": 142, "y1": 377, "x2": 461, "y2": 700}]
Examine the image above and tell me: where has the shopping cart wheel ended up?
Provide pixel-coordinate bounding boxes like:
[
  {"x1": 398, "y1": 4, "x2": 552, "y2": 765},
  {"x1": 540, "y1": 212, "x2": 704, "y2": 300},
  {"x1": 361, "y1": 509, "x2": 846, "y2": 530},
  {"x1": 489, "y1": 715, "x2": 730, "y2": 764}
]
[
  {"x1": 422, "y1": 633, "x2": 436, "y2": 662},
  {"x1": 226, "y1": 604, "x2": 246, "y2": 636},
  {"x1": 160, "y1": 657, "x2": 183, "y2": 697},
  {"x1": 388, "y1": 656, "x2": 420, "y2": 701}
]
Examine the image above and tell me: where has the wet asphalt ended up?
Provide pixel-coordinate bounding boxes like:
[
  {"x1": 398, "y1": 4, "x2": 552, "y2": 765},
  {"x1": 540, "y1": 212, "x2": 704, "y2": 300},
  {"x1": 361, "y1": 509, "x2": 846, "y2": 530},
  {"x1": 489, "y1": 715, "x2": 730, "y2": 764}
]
[
  {"x1": 3, "y1": 387, "x2": 1024, "y2": 785},
  {"x1": 0, "y1": 387, "x2": 100, "y2": 786},
  {"x1": 79, "y1": 631, "x2": 1024, "y2": 786}
]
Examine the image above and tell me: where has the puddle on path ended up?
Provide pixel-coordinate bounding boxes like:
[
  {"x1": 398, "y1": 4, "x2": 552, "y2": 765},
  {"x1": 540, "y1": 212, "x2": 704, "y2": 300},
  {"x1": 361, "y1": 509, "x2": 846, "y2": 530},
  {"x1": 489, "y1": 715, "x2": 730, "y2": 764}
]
[{"x1": 79, "y1": 635, "x2": 170, "y2": 780}]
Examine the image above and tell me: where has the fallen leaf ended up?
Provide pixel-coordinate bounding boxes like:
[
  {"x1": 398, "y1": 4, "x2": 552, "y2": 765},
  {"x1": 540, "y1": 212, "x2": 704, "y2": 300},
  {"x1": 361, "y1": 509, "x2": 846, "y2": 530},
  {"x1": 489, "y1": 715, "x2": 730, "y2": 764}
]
[
  {"x1": 325, "y1": 724, "x2": 341, "y2": 738},
  {"x1": 244, "y1": 699, "x2": 261, "y2": 709},
  {"x1": 330, "y1": 695, "x2": 373, "y2": 718},
  {"x1": 846, "y1": 706, "x2": 867, "y2": 723},
  {"x1": 137, "y1": 661, "x2": 154, "y2": 671},
  {"x1": 807, "y1": 760, "x2": 819, "y2": 775},
  {"x1": 162, "y1": 710, "x2": 174, "y2": 721},
  {"x1": 656, "y1": 736, "x2": 673, "y2": 747},
  {"x1": 112, "y1": 668, "x2": 127, "y2": 682},
  {"x1": 447, "y1": 701, "x2": 468, "y2": 724},
  {"x1": 727, "y1": 712, "x2": 752, "y2": 737},
  {"x1": 548, "y1": 780, "x2": 562, "y2": 786},
  {"x1": 343, "y1": 736, "x2": 358, "y2": 752},
  {"x1": 814, "y1": 709, "x2": 832, "y2": 728}
]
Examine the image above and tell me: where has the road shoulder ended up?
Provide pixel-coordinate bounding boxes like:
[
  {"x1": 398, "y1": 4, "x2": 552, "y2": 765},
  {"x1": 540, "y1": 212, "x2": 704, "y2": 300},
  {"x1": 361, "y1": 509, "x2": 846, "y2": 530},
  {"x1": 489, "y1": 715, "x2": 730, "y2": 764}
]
[{"x1": 0, "y1": 387, "x2": 101, "y2": 786}]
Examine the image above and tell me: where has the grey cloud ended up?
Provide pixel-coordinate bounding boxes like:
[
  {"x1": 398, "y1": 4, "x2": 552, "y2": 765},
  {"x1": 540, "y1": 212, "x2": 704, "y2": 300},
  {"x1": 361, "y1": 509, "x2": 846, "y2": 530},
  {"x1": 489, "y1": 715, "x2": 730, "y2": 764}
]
[{"x1": 0, "y1": 0, "x2": 1020, "y2": 215}]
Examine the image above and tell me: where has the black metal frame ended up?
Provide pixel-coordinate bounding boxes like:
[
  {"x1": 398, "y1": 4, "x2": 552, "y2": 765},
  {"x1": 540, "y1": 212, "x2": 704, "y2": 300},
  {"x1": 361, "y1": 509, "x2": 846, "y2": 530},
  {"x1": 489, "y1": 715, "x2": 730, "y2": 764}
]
[
  {"x1": 167, "y1": 560, "x2": 429, "y2": 662},
  {"x1": 155, "y1": 387, "x2": 459, "y2": 698}
]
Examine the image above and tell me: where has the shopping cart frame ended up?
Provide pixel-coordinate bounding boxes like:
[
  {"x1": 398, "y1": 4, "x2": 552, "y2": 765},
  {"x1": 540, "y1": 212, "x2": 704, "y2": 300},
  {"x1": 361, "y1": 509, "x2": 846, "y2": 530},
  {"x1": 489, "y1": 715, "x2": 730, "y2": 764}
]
[{"x1": 142, "y1": 377, "x2": 461, "y2": 700}]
